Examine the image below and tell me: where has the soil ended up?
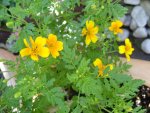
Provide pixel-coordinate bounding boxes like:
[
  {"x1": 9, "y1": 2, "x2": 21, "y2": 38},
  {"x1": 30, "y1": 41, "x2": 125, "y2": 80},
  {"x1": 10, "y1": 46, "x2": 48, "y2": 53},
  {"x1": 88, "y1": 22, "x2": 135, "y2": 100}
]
[{"x1": 133, "y1": 85, "x2": 150, "y2": 113}]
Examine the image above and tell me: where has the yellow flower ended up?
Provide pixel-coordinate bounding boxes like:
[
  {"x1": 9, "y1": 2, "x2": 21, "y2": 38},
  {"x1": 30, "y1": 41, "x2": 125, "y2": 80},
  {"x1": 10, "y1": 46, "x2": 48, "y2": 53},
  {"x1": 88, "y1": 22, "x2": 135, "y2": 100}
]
[
  {"x1": 20, "y1": 37, "x2": 50, "y2": 61},
  {"x1": 46, "y1": 34, "x2": 63, "y2": 58},
  {"x1": 93, "y1": 58, "x2": 113, "y2": 77},
  {"x1": 82, "y1": 20, "x2": 99, "y2": 46},
  {"x1": 109, "y1": 20, "x2": 123, "y2": 34},
  {"x1": 119, "y1": 38, "x2": 134, "y2": 61}
]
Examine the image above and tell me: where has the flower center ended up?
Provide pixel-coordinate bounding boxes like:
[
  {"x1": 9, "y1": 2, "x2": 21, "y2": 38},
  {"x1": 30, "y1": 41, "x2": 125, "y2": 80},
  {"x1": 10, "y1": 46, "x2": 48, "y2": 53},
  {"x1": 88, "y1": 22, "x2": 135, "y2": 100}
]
[
  {"x1": 125, "y1": 45, "x2": 130, "y2": 52},
  {"x1": 48, "y1": 42, "x2": 55, "y2": 49},
  {"x1": 87, "y1": 29, "x2": 93, "y2": 36},
  {"x1": 31, "y1": 45, "x2": 39, "y2": 55},
  {"x1": 113, "y1": 24, "x2": 119, "y2": 31}
]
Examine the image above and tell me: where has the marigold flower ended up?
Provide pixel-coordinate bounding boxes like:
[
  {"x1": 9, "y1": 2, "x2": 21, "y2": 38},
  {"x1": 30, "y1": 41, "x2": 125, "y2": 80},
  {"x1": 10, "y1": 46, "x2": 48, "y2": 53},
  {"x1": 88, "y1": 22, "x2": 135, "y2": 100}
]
[
  {"x1": 82, "y1": 20, "x2": 99, "y2": 46},
  {"x1": 109, "y1": 20, "x2": 123, "y2": 34},
  {"x1": 20, "y1": 37, "x2": 50, "y2": 61},
  {"x1": 46, "y1": 34, "x2": 63, "y2": 58},
  {"x1": 119, "y1": 38, "x2": 134, "y2": 61},
  {"x1": 93, "y1": 58, "x2": 113, "y2": 77}
]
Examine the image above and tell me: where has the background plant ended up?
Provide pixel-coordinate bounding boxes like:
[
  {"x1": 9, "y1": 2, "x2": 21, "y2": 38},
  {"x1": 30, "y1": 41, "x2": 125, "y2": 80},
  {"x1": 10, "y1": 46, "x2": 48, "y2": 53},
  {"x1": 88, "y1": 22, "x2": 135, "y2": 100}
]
[{"x1": 0, "y1": 0, "x2": 145, "y2": 113}]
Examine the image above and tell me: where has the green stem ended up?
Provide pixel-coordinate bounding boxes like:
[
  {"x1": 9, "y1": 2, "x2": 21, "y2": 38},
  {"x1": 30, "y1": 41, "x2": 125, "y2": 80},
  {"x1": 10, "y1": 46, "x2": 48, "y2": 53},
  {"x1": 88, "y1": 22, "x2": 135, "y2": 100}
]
[{"x1": 98, "y1": 104, "x2": 112, "y2": 113}]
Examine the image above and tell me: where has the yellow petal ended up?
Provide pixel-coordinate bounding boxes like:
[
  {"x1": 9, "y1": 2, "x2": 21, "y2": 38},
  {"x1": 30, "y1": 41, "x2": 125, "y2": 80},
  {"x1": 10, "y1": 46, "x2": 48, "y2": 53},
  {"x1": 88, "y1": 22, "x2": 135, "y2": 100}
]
[
  {"x1": 93, "y1": 26, "x2": 99, "y2": 34},
  {"x1": 98, "y1": 69, "x2": 103, "y2": 76},
  {"x1": 86, "y1": 20, "x2": 94, "y2": 29},
  {"x1": 85, "y1": 35, "x2": 91, "y2": 46},
  {"x1": 119, "y1": 45, "x2": 125, "y2": 54},
  {"x1": 93, "y1": 58, "x2": 103, "y2": 69},
  {"x1": 38, "y1": 47, "x2": 50, "y2": 58},
  {"x1": 82, "y1": 28, "x2": 87, "y2": 36},
  {"x1": 109, "y1": 26, "x2": 113, "y2": 31},
  {"x1": 106, "y1": 64, "x2": 113, "y2": 70},
  {"x1": 20, "y1": 48, "x2": 31, "y2": 57},
  {"x1": 23, "y1": 39, "x2": 29, "y2": 47},
  {"x1": 118, "y1": 29, "x2": 123, "y2": 34},
  {"x1": 51, "y1": 50, "x2": 59, "y2": 58},
  {"x1": 31, "y1": 55, "x2": 39, "y2": 61},
  {"x1": 35, "y1": 36, "x2": 46, "y2": 46},
  {"x1": 30, "y1": 37, "x2": 35, "y2": 45},
  {"x1": 125, "y1": 38, "x2": 131, "y2": 47},
  {"x1": 111, "y1": 22, "x2": 116, "y2": 27},
  {"x1": 116, "y1": 20, "x2": 123, "y2": 27},
  {"x1": 48, "y1": 34, "x2": 57, "y2": 42},
  {"x1": 56, "y1": 41, "x2": 63, "y2": 51},
  {"x1": 125, "y1": 54, "x2": 130, "y2": 61},
  {"x1": 91, "y1": 35, "x2": 98, "y2": 43}
]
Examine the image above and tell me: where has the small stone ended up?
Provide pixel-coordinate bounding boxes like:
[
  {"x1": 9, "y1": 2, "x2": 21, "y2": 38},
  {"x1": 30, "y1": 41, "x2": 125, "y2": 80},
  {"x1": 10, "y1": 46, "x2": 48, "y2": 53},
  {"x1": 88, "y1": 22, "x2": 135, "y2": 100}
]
[
  {"x1": 124, "y1": 0, "x2": 140, "y2": 5},
  {"x1": 131, "y1": 6, "x2": 149, "y2": 27},
  {"x1": 117, "y1": 29, "x2": 129, "y2": 41},
  {"x1": 123, "y1": 15, "x2": 132, "y2": 26},
  {"x1": 147, "y1": 28, "x2": 150, "y2": 36},
  {"x1": 119, "y1": 16, "x2": 125, "y2": 23},
  {"x1": 133, "y1": 27, "x2": 148, "y2": 38},
  {"x1": 141, "y1": 0, "x2": 150, "y2": 17},
  {"x1": 130, "y1": 19, "x2": 138, "y2": 31},
  {"x1": 148, "y1": 18, "x2": 150, "y2": 27},
  {"x1": 141, "y1": 39, "x2": 150, "y2": 54}
]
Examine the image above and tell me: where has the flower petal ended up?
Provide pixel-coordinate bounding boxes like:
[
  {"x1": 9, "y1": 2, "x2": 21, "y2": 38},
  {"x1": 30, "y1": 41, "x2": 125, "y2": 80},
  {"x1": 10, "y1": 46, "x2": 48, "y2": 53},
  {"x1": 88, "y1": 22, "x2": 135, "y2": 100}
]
[
  {"x1": 24, "y1": 39, "x2": 30, "y2": 47},
  {"x1": 86, "y1": 20, "x2": 94, "y2": 29},
  {"x1": 118, "y1": 29, "x2": 123, "y2": 34},
  {"x1": 30, "y1": 37, "x2": 35, "y2": 45},
  {"x1": 48, "y1": 34, "x2": 57, "y2": 42},
  {"x1": 31, "y1": 55, "x2": 39, "y2": 61},
  {"x1": 106, "y1": 64, "x2": 113, "y2": 70},
  {"x1": 125, "y1": 38, "x2": 131, "y2": 47},
  {"x1": 91, "y1": 35, "x2": 98, "y2": 43},
  {"x1": 35, "y1": 36, "x2": 46, "y2": 46},
  {"x1": 116, "y1": 20, "x2": 123, "y2": 27},
  {"x1": 93, "y1": 26, "x2": 99, "y2": 34},
  {"x1": 93, "y1": 58, "x2": 103, "y2": 69},
  {"x1": 56, "y1": 41, "x2": 63, "y2": 51},
  {"x1": 119, "y1": 45, "x2": 125, "y2": 54},
  {"x1": 109, "y1": 26, "x2": 113, "y2": 31},
  {"x1": 85, "y1": 35, "x2": 91, "y2": 46},
  {"x1": 20, "y1": 48, "x2": 31, "y2": 57},
  {"x1": 125, "y1": 54, "x2": 130, "y2": 61},
  {"x1": 82, "y1": 28, "x2": 87, "y2": 36},
  {"x1": 51, "y1": 50, "x2": 59, "y2": 58},
  {"x1": 38, "y1": 47, "x2": 50, "y2": 58}
]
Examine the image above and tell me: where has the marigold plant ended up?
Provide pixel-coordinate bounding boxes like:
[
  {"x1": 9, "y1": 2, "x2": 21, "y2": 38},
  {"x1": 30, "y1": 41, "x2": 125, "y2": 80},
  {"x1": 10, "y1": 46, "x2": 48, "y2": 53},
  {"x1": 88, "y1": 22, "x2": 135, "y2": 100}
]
[{"x1": 0, "y1": 0, "x2": 145, "y2": 113}]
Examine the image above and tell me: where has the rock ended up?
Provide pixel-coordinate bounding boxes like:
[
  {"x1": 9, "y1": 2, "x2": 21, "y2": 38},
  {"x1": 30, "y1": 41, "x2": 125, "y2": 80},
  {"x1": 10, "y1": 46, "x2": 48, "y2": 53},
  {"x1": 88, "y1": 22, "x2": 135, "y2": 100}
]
[
  {"x1": 147, "y1": 29, "x2": 150, "y2": 36},
  {"x1": 119, "y1": 15, "x2": 131, "y2": 26},
  {"x1": 117, "y1": 29, "x2": 129, "y2": 41},
  {"x1": 141, "y1": 0, "x2": 150, "y2": 17},
  {"x1": 119, "y1": 16, "x2": 125, "y2": 23},
  {"x1": 130, "y1": 19, "x2": 138, "y2": 31},
  {"x1": 148, "y1": 18, "x2": 150, "y2": 27},
  {"x1": 124, "y1": 0, "x2": 140, "y2": 5},
  {"x1": 133, "y1": 27, "x2": 148, "y2": 38},
  {"x1": 141, "y1": 39, "x2": 150, "y2": 54},
  {"x1": 123, "y1": 15, "x2": 132, "y2": 26},
  {"x1": 131, "y1": 6, "x2": 149, "y2": 27}
]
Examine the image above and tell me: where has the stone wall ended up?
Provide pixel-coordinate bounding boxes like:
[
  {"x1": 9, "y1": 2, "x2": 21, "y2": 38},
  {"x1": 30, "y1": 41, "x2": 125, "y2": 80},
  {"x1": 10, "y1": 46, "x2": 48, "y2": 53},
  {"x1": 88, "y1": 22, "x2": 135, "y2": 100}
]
[{"x1": 119, "y1": 0, "x2": 150, "y2": 54}]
